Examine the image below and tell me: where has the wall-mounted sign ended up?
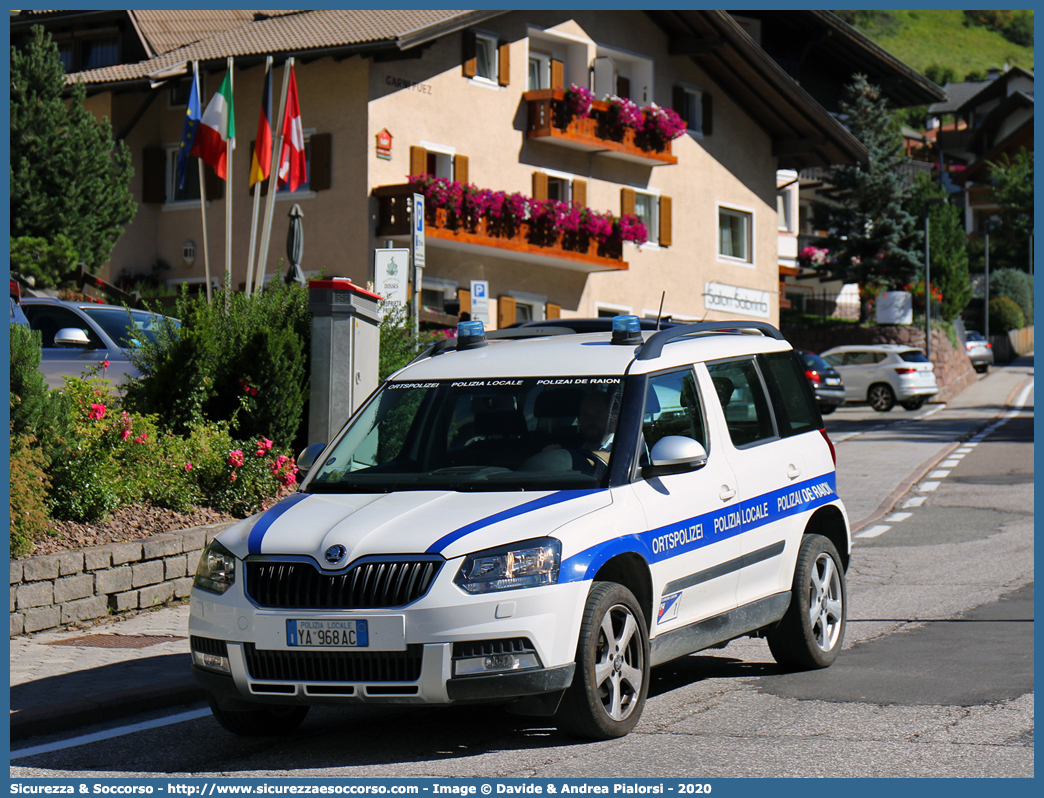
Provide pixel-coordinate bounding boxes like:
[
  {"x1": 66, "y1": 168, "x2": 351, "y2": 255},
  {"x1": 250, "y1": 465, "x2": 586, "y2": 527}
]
[
  {"x1": 374, "y1": 248, "x2": 409, "y2": 315},
  {"x1": 704, "y1": 281, "x2": 771, "y2": 319},
  {"x1": 385, "y1": 76, "x2": 434, "y2": 94},
  {"x1": 470, "y1": 280, "x2": 490, "y2": 325},
  {"x1": 376, "y1": 128, "x2": 392, "y2": 161},
  {"x1": 876, "y1": 291, "x2": 913, "y2": 325}
]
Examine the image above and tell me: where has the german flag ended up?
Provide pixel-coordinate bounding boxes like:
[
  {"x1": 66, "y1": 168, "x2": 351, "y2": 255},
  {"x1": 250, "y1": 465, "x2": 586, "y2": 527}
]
[{"x1": 249, "y1": 60, "x2": 272, "y2": 187}]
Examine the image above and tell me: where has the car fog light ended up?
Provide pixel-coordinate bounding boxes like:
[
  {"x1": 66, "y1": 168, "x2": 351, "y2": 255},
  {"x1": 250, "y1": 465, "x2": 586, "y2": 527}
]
[
  {"x1": 192, "y1": 650, "x2": 231, "y2": 674},
  {"x1": 454, "y1": 652, "x2": 541, "y2": 676}
]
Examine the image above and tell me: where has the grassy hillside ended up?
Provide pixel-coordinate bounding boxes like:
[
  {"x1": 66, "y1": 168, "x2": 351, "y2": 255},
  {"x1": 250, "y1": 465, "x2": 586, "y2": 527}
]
[{"x1": 837, "y1": 10, "x2": 1034, "y2": 81}]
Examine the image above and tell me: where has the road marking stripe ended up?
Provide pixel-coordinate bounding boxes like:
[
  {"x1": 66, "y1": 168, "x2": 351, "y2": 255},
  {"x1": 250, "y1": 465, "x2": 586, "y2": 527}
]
[
  {"x1": 856, "y1": 525, "x2": 891, "y2": 538},
  {"x1": 10, "y1": 708, "x2": 211, "y2": 760},
  {"x1": 903, "y1": 496, "x2": 926, "y2": 508},
  {"x1": 918, "y1": 481, "x2": 941, "y2": 492},
  {"x1": 941, "y1": 460, "x2": 961, "y2": 468},
  {"x1": 928, "y1": 470, "x2": 950, "y2": 479},
  {"x1": 885, "y1": 512, "x2": 913, "y2": 522}
]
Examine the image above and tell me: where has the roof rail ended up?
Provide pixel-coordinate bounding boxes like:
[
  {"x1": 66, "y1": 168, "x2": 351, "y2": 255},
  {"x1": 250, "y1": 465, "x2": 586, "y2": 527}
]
[
  {"x1": 636, "y1": 321, "x2": 786, "y2": 361},
  {"x1": 407, "y1": 325, "x2": 574, "y2": 367}
]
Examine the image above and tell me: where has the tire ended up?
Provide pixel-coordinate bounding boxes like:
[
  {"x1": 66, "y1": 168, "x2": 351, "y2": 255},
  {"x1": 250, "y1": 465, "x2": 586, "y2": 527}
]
[
  {"x1": 556, "y1": 582, "x2": 650, "y2": 740},
  {"x1": 867, "y1": 383, "x2": 896, "y2": 412},
  {"x1": 900, "y1": 397, "x2": 926, "y2": 411},
  {"x1": 207, "y1": 694, "x2": 310, "y2": 737},
  {"x1": 819, "y1": 404, "x2": 837, "y2": 416},
  {"x1": 767, "y1": 534, "x2": 847, "y2": 670},
  {"x1": 974, "y1": 365, "x2": 988, "y2": 374}
]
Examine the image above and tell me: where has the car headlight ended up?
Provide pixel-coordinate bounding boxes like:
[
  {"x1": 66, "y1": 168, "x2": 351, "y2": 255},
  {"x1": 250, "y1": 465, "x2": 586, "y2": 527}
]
[
  {"x1": 193, "y1": 540, "x2": 237, "y2": 594},
  {"x1": 454, "y1": 538, "x2": 561, "y2": 594}
]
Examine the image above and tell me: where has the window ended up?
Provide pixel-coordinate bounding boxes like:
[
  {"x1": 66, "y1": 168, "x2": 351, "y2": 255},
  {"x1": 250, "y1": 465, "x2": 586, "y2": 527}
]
[
  {"x1": 169, "y1": 76, "x2": 194, "y2": 108},
  {"x1": 759, "y1": 352, "x2": 820, "y2": 436},
  {"x1": 463, "y1": 29, "x2": 508, "y2": 86},
  {"x1": 622, "y1": 188, "x2": 671, "y2": 247},
  {"x1": 547, "y1": 177, "x2": 570, "y2": 202},
  {"x1": 81, "y1": 36, "x2": 119, "y2": 70},
  {"x1": 707, "y1": 359, "x2": 776, "y2": 447},
  {"x1": 776, "y1": 188, "x2": 793, "y2": 232},
  {"x1": 475, "y1": 34, "x2": 498, "y2": 81},
  {"x1": 57, "y1": 41, "x2": 74, "y2": 72},
  {"x1": 528, "y1": 52, "x2": 551, "y2": 90},
  {"x1": 634, "y1": 192, "x2": 659, "y2": 246},
  {"x1": 642, "y1": 369, "x2": 707, "y2": 455},
  {"x1": 515, "y1": 303, "x2": 533, "y2": 322},
  {"x1": 719, "y1": 207, "x2": 752, "y2": 262},
  {"x1": 165, "y1": 146, "x2": 201, "y2": 204},
  {"x1": 673, "y1": 85, "x2": 712, "y2": 136}
]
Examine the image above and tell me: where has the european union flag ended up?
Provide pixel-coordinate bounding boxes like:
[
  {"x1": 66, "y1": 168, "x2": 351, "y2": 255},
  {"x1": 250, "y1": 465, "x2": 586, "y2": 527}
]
[{"x1": 176, "y1": 66, "x2": 202, "y2": 189}]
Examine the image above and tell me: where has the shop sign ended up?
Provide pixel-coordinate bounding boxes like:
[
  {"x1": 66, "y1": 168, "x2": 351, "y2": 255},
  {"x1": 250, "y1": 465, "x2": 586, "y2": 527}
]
[
  {"x1": 376, "y1": 128, "x2": 392, "y2": 160},
  {"x1": 704, "y1": 281, "x2": 771, "y2": 319},
  {"x1": 374, "y1": 248, "x2": 409, "y2": 314}
]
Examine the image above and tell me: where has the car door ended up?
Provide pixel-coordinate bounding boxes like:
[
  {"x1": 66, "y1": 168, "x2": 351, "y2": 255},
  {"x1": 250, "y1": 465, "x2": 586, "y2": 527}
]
[
  {"x1": 22, "y1": 305, "x2": 114, "y2": 390},
  {"x1": 703, "y1": 357, "x2": 806, "y2": 609},
  {"x1": 826, "y1": 349, "x2": 876, "y2": 402},
  {"x1": 629, "y1": 367, "x2": 741, "y2": 635}
]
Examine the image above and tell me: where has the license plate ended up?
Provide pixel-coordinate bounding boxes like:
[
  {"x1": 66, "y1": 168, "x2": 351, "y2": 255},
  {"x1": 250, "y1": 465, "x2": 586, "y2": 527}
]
[
  {"x1": 286, "y1": 619, "x2": 368, "y2": 648},
  {"x1": 825, "y1": 377, "x2": 841, "y2": 385}
]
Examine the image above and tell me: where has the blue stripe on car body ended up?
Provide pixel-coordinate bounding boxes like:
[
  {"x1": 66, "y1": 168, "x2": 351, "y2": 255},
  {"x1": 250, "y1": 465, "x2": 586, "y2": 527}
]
[{"x1": 247, "y1": 493, "x2": 311, "y2": 554}]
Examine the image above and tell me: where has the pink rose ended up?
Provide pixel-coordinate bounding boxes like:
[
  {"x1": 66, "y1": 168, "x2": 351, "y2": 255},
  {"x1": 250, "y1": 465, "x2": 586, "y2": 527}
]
[
  {"x1": 101, "y1": 360, "x2": 110, "y2": 370},
  {"x1": 88, "y1": 403, "x2": 106, "y2": 420},
  {"x1": 184, "y1": 462, "x2": 193, "y2": 471},
  {"x1": 228, "y1": 450, "x2": 245, "y2": 468}
]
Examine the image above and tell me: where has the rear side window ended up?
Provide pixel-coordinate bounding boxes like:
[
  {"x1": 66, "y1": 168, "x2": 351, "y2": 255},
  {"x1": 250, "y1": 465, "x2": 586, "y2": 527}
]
[
  {"x1": 706, "y1": 359, "x2": 776, "y2": 447},
  {"x1": 760, "y1": 351, "x2": 822, "y2": 436},
  {"x1": 899, "y1": 351, "x2": 930, "y2": 363}
]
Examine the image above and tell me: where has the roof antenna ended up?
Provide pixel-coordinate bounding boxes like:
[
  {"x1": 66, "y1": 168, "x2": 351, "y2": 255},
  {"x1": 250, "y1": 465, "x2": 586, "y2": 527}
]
[{"x1": 655, "y1": 291, "x2": 666, "y2": 331}]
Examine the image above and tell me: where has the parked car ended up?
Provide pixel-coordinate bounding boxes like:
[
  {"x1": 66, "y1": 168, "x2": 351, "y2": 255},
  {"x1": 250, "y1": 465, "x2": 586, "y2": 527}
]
[
  {"x1": 820, "y1": 344, "x2": 938, "y2": 412},
  {"x1": 19, "y1": 297, "x2": 179, "y2": 389},
  {"x1": 963, "y1": 331, "x2": 994, "y2": 373},
  {"x1": 509, "y1": 317, "x2": 677, "y2": 333},
  {"x1": 190, "y1": 316, "x2": 850, "y2": 740},
  {"x1": 795, "y1": 349, "x2": 845, "y2": 415},
  {"x1": 9, "y1": 278, "x2": 29, "y2": 326}
]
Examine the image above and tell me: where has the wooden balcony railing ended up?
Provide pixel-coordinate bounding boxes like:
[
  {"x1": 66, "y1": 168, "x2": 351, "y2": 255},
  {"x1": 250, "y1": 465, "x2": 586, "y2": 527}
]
[
  {"x1": 524, "y1": 89, "x2": 678, "y2": 166},
  {"x1": 374, "y1": 183, "x2": 628, "y2": 273}
]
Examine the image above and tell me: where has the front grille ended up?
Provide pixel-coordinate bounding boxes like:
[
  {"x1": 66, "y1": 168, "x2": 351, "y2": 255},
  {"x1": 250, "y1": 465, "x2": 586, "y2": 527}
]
[
  {"x1": 246, "y1": 558, "x2": 442, "y2": 609},
  {"x1": 244, "y1": 643, "x2": 424, "y2": 682},
  {"x1": 453, "y1": 638, "x2": 534, "y2": 659}
]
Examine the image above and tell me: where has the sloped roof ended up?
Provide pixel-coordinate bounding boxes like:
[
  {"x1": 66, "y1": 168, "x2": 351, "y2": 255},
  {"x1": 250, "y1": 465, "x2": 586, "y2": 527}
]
[
  {"x1": 955, "y1": 66, "x2": 1034, "y2": 114},
  {"x1": 929, "y1": 80, "x2": 991, "y2": 115},
  {"x1": 129, "y1": 10, "x2": 299, "y2": 57},
  {"x1": 66, "y1": 9, "x2": 503, "y2": 86}
]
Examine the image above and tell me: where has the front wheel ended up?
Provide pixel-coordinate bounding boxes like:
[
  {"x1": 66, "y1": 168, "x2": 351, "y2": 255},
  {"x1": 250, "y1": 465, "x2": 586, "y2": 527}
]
[
  {"x1": 900, "y1": 397, "x2": 926, "y2": 411},
  {"x1": 207, "y1": 694, "x2": 310, "y2": 736},
  {"x1": 867, "y1": 383, "x2": 896, "y2": 412},
  {"x1": 767, "y1": 534, "x2": 847, "y2": 670},
  {"x1": 556, "y1": 582, "x2": 650, "y2": 740}
]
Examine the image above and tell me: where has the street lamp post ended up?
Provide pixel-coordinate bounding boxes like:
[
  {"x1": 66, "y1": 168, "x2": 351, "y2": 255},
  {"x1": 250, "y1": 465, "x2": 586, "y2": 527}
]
[
  {"x1": 923, "y1": 198, "x2": 946, "y2": 362},
  {"x1": 984, "y1": 221, "x2": 993, "y2": 344}
]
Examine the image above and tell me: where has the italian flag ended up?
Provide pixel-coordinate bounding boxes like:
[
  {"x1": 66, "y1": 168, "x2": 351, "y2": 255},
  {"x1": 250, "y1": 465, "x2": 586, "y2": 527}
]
[{"x1": 191, "y1": 69, "x2": 235, "y2": 179}]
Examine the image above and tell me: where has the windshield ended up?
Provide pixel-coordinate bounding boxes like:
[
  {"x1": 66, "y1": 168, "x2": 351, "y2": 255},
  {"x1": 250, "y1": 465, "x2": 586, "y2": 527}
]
[
  {"x1": 81, "y1": 307, "x2": 180, "y2": 348},
  {"x1": 308, "y1": 376, "x2": 626, "y2": 492}
]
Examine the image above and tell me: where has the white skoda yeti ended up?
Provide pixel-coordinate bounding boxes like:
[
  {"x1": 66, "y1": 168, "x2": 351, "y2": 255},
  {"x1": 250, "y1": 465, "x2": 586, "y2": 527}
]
[{"x1": 190, "y1": 317, "x2": 851, "y2": 740}]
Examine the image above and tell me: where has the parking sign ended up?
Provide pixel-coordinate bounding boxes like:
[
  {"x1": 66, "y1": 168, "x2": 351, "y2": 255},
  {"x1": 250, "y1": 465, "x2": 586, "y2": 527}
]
[
  {"x1": 412, "y1": 193, "x2": 425, "y2": 269},
  {"x1": 470, "y1": 279, "x2": 489, "y2": 325}
]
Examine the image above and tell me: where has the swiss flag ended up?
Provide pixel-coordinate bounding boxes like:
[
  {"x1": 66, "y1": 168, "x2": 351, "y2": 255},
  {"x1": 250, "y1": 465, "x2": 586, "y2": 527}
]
[{"x1": 278, "y1": 65, "x2": 307, "y2": 192}]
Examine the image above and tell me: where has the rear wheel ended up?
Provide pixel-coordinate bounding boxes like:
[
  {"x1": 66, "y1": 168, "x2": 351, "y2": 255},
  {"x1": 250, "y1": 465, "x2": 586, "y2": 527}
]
[
  {"x1": 767, "y1": 534, "x2": 846, "y2": 670},
  {"x1": 207, "y1": 695, "x2": 310, "y2": 736},
  {"x1": 900, "y1": 397, "x2": 926, "y2": 411},
  {"x1": 867, "y1": 383, "x2": 895, "y2": 412},
  {"x1": 556, "y1": 582, "x2": 650, "y2": 740}
]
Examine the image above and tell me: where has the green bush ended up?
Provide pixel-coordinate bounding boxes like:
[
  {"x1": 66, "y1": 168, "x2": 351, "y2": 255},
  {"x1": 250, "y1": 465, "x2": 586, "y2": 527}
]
[
  {"x1": 379, "y1": 303, "x2": 451, "y2": 381},
  {"x1": 9, "y1": 434, "x2": 52, "y2": 557},
  {"x1": 988, "y1": 296, "x2": 1025, "y2": 334},
  {"x1": 989, "y1": 268, "x2": 1033, "y2": 324},
  {"x1": 9, "y1": 324, "x2": 50, "y2": 438},
  {"x1": 124, "y1": 281, "x2": 311, "y2": 447}
]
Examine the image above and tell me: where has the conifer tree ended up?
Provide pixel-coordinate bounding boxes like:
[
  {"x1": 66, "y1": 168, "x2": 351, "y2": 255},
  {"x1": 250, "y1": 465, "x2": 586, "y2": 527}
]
[
  {"x1": 812, "y1": 75, "x2": 922, "y2": 289},
  {"x1": 10, "y1": 26, "x2": 136, "y2": 287}
]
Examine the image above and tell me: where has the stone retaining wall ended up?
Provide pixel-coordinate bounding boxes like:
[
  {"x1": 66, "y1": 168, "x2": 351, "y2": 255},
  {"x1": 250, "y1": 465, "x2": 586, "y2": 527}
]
[{"x1": 10, "y1": 522, "x2": 233, "y2": 637}]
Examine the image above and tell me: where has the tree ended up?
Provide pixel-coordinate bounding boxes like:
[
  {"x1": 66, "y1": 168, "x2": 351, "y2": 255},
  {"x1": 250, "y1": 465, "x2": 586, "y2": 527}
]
[
  {"x1": 10, "y1": 26, "x2": 136, "y2": 287},
  {"x1": 988, "y1": 148, "x2": 1033, "y2": 270},
  {"x1": 904, "y1": 174, "x2": 972, "y2": 322},
  {"x1": 811, "y1": 75, "x2": 923, "y2": 290}
]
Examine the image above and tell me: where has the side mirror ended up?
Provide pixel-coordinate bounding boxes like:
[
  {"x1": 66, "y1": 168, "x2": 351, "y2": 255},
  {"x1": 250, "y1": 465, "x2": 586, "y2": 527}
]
[
  {"x1": 296, "y1": 442, "x2": 327, "y2": 483},
  {"x1": 642, "y1": 436, "x2": 708, "y2": 479},
  {"x1": 54, "y1": 327, "x2": 92, "y2": 348}
]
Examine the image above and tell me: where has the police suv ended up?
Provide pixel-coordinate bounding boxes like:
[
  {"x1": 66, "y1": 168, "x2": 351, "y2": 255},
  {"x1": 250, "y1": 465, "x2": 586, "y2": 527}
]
[{"x1": 190, "y1": 317, "x2": 850, "y2": 740}]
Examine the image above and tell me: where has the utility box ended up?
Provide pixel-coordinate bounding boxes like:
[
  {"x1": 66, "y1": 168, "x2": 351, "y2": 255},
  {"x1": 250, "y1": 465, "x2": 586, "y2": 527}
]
[{"x1": 308, "y1": 280, "x2": 382, "y2": 447}]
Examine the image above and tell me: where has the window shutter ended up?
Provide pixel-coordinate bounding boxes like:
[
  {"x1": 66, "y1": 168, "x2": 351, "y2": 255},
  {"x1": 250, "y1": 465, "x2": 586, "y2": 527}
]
[
  {"x1": 458, "y1": 288, "x2": 471, "y2": 316},
  {"x1": 410, "y1": 145, "x2": 428, "y2": 177},
  {"x1": 204, "y1": 162, "x2": 224, "y2": 200},
  {"x1": 551, "y1": 59, "x2": 565, "y2": 90},
  {"x1": 659, "y1": 196, "x2": 672, "y2": 248},
  {"x1": 532, "y1": 172, "x2": 549, "y2": 201},
  {"x1": 702, "y1": 92, "x2": 713, "y2": 135},
  {"x1": 621, "y1": 187, "x2": 636, "y2": 216},
  {"x1": 462, "y1": 30, "x2": 477, "y2": 78},
  {"x1": 309, "y1": 132, "x2": 331, "y2": 192},
  {"x1": 142, "y1": 148, "x2": 166, "y2": 204},
  {"x1": 498, "y1": 40, "x2": 511, "y2": 86},
  {"x1": 546, "y1": 302, "x2": 561, "y2": 319},
  {"x1": 248, "y1": 140, "x2": 270, "y2": 196},
  {"x1": 453, "y1": 154, "x2": 469, "y2": 184},
  {"x1": 498, "y1": 295, "x2": 516, "y2": 328},
  {"x1": 572, "y1": 179, "x2": 587, "y2": 208}
]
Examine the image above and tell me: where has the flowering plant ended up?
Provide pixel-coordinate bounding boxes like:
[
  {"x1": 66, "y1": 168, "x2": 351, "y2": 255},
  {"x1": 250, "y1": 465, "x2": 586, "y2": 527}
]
[
  {"x1": 642, "y1": 105, "x2": 687, "y2": 146},
  {"x1": 606, "y1": 95, "x2": 643, "y2": 137},
  {"x1": 615, "y1": 214, "x2": 649, "y2": 246},
  {"x1": 799, "y1": 246, "x2": 830, "y2": 267},
  {"x1": 564, "y1": 84, "x2": 594, "y2": 118},
  {"x1": 904, "y1": 281, "x2": 944, "y2": 311}
]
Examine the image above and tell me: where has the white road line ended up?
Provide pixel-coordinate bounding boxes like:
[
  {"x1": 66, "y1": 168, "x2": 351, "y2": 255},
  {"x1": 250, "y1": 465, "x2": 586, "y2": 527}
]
[
  {"x1": 856, "y1": 525, "x2": 892, "y2": 539},
  {"x1": 9, "y1": 708, "x2": 211, "y2": 760},
  {"x1": 919, "y1": 404, "x2": 946, "y2": 419},
  {"x1": 941, "y1": 460, "x2": 961, "y2": 468},
  {"x1": 903, "y1": 496, "x2": 926, "y2": 508},
  {"x1": 918, "y1": 481, "x2": 941, "y2": 492},
  {"x1": 885, "y1": 512, "x2": 913, "y2": 522},
  {"x1": 928, "y1": 470, "x2": 951, "y2": 479}
]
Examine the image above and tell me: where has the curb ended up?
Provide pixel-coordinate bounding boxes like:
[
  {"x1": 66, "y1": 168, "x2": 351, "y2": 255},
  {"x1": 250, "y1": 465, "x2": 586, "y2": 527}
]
[{"x1": 849, "y1": 374, "x2": 1033, "y2": 533}]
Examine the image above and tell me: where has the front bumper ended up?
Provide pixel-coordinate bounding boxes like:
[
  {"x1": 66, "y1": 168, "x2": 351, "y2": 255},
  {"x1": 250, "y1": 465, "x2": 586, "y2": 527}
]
[{"x1": 813, "y1": 386, "x2": 846, "y2": 407}]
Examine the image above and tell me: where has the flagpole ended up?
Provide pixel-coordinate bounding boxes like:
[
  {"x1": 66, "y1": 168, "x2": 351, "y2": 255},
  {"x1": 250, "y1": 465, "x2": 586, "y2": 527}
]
[
  {"x1": 224, "y1": 57, "x2": 234, "y2": 300},
  {"x1": 191, "y1": 62, "x2": 213, "y2": 305},
  {"x1": 257, "y1": 56, "x2": 293, "y2": 286},
  {"x1": 246, "y1": 55, "x2": 272, "y2": 297}
]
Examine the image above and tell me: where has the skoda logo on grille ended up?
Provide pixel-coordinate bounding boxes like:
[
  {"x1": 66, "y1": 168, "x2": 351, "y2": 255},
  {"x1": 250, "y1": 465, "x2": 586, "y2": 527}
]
[{"x1": 324, "y1": 545, "x2": 347, "y2": 565}]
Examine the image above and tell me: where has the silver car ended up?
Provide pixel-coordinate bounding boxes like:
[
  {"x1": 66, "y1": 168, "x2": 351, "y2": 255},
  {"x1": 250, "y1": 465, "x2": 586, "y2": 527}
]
[
  {"x1": 20, "y1": 297, "x2": 178, "y2": 389},
  {"x1": 964, "y1": 331, "x2": 994, "y2": 373},
  {"x1": 820, "y1": 344, "x2": 938, "y2": 412}
]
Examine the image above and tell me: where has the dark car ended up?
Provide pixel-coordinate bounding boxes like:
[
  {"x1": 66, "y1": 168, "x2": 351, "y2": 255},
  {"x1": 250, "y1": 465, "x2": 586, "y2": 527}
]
[{"x1": 795, "y1": 349, "x2": 845, "y2": 415}]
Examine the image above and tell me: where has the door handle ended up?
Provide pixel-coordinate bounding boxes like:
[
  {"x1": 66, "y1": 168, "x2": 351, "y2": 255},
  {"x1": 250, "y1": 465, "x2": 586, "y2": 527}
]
[
  {"x1": 720, "y1": 485, "x2": 736, "y2": 502},
  {"x1": 787, "y1": 464, "x2": 801, "y2": 480}
]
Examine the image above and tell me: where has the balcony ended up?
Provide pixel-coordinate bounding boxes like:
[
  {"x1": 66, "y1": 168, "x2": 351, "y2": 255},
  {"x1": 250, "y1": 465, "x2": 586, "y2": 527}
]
[
  {"x1": 374, "y1": 184, "x2": 628, "y2": 273},
  {"x1": 524, "y1": 89, "x2": 678, "y2": 166}
]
